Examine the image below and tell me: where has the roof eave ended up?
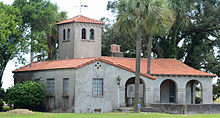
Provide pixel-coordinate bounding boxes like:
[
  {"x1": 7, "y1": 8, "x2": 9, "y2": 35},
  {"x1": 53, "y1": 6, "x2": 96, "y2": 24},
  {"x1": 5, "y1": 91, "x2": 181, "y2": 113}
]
[{"x1": 151, "y1": 74, "x2": 216, "y2": 78}]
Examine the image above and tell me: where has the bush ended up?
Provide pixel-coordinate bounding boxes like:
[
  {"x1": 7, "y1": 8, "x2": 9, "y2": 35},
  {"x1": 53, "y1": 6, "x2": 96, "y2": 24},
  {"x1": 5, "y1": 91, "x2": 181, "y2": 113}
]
[{"x1": 5, "y1": 81, "x2": 46, "y2": 111}]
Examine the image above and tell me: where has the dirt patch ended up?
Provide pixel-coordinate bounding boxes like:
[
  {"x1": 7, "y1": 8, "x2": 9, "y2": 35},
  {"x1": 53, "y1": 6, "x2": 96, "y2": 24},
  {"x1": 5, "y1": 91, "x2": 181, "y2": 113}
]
[{"x1": 7, "y1": 109, "x2": 34, "y2": 114}]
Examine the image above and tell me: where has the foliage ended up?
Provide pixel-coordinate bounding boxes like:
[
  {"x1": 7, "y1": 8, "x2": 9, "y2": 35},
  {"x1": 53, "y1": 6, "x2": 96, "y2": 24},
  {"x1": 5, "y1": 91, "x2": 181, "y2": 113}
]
[
  {"x1": 213, "y1": 79, "x2": 220, "y2": 101},
  {"x1": 104, "y1": 0, "x2": 220, "y2": 74},
  {"x1": 13, "y1": 0, "x2": 67, "y2": 60},
  {"x1": 5, "y1": 81, "x2": 46, "y2": 111},
  {"x1": 0, "y1": 2, "x2": 25, "y2": 89},
  {"x1": 115, "y1": 0, "x2": 148, "y2": 112},
  {"x1": 105, "y1": 0, "x2": 220, "y2": 100},
  {"x1": 113, "y1": 0, "x2": 175, "y2": 112}
]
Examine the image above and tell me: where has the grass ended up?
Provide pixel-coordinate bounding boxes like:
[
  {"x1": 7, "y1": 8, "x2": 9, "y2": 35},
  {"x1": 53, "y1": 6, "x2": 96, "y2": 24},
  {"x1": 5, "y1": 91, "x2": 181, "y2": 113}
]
[{"x1": 1, "y1": 112, "x2": 220, "y2": 118}]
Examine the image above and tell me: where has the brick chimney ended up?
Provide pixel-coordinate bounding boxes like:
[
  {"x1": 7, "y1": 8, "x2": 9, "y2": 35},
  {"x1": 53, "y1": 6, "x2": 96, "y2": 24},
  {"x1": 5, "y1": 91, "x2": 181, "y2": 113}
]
[{"x1": 110, "y1": 44, "x2": 123, "y2": 57}]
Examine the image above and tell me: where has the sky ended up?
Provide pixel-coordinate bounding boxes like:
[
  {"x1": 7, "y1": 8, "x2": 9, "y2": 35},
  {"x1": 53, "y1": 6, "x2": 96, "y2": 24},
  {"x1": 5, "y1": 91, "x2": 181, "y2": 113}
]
[{"x1": 0, "y1": 0, "x2": 114, "y2": 89}]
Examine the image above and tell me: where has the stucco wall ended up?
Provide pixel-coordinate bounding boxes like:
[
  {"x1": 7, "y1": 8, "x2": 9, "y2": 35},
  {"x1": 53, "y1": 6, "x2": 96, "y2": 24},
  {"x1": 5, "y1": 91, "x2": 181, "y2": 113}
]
[
  {"x1": 15, "y1": 69, "x2": 76, "y2": 112},
  {"x1": 74, "y1": 61, "x2": 152, "y2": 113},
  {"x1": 58, "y1": 24, "x2": 75, "y2": 59},
  {"x1": 151, "y1": 76, "x2": 213, "y2": 104},
  {"x1": 74, "y1": 23, "x2": 102, "y2": 58},
  {"x1": 14, "y1": 72, "x2": 33, "y2": 84},
  {"x1": 58, "y1": 23, "x2": 102, "y2": 59},
  {"x1": 13, "y1": 60, "x2": 213, "y2": 113}
]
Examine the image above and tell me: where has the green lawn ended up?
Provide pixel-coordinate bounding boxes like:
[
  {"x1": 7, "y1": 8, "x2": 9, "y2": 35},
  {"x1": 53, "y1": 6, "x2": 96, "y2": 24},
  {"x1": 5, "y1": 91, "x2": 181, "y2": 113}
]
[{"x1": 1, "y1": 112, "x2": 220, "y2": 118}]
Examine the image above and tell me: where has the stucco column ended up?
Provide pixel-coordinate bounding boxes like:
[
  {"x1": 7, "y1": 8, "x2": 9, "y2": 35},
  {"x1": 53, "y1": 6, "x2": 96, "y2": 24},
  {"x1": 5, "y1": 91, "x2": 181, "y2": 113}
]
[
  {"x1": 145, "y1": 87, "x2": 153, "y2": 104},
  {"x1": 192, "y1": 83, "x2": 196, "y2": 104},
  {"x1": 202, "y1": 87, "x2": 213, "y2": 104},
  {"x1": 119, "y1": 86, "x2": 125, "y2": 107},
  {"x1": 177, "y1": 88, "x2": 185, "y2": 104},
  {"x1": 201, "y1": 79, "x2": 213, "y2": 104},
  {"x1": 153, "y1": 87, "x2": 160, "y2": 103}
]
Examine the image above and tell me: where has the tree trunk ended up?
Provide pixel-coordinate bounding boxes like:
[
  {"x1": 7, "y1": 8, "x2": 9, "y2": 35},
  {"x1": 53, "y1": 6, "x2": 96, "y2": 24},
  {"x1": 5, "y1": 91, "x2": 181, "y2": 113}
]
[
  {"x1": 47, "y1": 33, "x2": 52, "y2": 60},
  {"x1": 0, "y1": 60, "x2": 8, "y2": 89},
  {"x1": 47, "y1": 33, "x2": 57, "y2": 60},
  {"x1": 134, "y1": 30, "x2": 142, "y2": 113},
  {"x1": 147, "y1": 32, "x2": 153, "y2": 74}
]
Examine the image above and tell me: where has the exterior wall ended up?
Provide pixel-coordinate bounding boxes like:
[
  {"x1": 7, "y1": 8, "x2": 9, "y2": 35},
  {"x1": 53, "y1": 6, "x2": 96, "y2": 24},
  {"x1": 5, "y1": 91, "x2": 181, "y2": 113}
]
[
  {"x1": 151, "y1": 76, "x2": 213, "y2": 104},
  {"x1": 14, "y1": 72, "x2": 33, "y2": 84},
  {"x1": 74, "y1": 61, "x2": 153, "y2": 113},
  {"x1": 58, "y1": 23, "x2": 102, "y2": 59},
  {"x1": 14, "y1": 69, "x2": 76, "y2": 112},
  {"x1": 74, "y1": 23, "x2": 102, "y2": 58},
  {"x1": 13, "y1": 61, "x2": 214, "y2": 113},
  {"x1": 58, "y1": 24, "x2": 75, "y2": 59}
]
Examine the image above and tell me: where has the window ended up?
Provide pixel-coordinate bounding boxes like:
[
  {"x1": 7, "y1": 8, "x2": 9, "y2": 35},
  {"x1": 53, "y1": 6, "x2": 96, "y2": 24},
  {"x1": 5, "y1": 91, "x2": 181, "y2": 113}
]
[
  {"x1": 82, "y1": 28, "x2": 86, "y2": 39},
  {"x1": 89, "y1": 29, "x2": 94, "y2": 40},
  {"x1": 63, "y1": 78, "x2": 69, "y2": 96},
  {"x1": 67, "y1": 28, "x2": 70, "y2": 40},
  {"x1": 47, "y1": 79, "x2": 55, "y2": 96},
  {"x1": 92, "y1": 78, "x2": 103, "y2": 96},
  {"x1": 63, "y1": 29, "x2": 66, "y2": 40}
]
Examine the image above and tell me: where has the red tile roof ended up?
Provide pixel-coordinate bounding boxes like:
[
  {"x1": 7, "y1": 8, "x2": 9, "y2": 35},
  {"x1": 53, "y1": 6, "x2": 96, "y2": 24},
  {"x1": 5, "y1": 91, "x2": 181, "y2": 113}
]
[
  {"x1": 13, "y1": 57, "x2": 215, "y2": 79},
  {"x1": 56, "y1": 15, "x2": 104, "y2": 25}
]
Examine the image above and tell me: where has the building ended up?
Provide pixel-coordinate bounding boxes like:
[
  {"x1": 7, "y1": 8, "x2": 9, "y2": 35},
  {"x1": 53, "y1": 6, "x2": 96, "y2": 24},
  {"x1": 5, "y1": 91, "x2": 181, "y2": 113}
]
[{"x1": 13, "y1": 15, "x2": 215, "y2": 113}]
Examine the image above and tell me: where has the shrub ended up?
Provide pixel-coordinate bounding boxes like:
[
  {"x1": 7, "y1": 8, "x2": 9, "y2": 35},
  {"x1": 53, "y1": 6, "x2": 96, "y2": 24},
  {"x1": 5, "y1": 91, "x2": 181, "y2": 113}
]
[{"x1": 5, "y1": 81, "x2": 46, "y2": 111}]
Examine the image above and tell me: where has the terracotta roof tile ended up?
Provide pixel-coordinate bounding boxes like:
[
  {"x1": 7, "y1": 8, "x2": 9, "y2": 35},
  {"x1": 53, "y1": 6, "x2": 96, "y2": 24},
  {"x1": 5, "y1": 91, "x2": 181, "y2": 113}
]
[
  {"x1": 101, "y1": 57, "x2": 215, "y2": 77},
  {"x1": 13, "y1": 57, "x2": 215, "y2": 79},
  {"x1": 56, "y1": 15, "x2": 104, "y2": 25}
]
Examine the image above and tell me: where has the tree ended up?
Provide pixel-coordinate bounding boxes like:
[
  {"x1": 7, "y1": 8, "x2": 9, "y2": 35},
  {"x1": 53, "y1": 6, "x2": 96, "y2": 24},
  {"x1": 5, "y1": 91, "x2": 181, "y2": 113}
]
[
  {"x1": 116, "y1": 0, "x2": 148, "y2": 112},
  {"x1": 0, "y1": 2, "x2": 25, "y2": 89},
  {"x1": 13, "y1": 0, "x2": 67, "y2": 61},
  {"x1": 101, "y1": 18, "x2": 140, "y2": 58},
  {"x1": 142, "y1": 0, "x2": 175, "y2": 74},
  {"x1": 110, "y1": 0, "x2": 175, "y2": 112},
  {"x1": 5, "y1": 81, "x2": 46, "y2": 111},
  {"x1": 0, "y1": 88, "x2": 5, "y2": 111}
]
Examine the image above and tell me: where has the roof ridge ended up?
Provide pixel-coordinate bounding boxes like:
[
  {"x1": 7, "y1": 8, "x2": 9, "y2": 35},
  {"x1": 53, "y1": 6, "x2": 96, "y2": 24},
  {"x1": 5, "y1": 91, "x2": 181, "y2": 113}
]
[
  {"x1": 74, "y1": 15, "x2": 82, "y2": 22},
  {"x1": 56, "y1": 15, "x2": 104, "y2": 25}
]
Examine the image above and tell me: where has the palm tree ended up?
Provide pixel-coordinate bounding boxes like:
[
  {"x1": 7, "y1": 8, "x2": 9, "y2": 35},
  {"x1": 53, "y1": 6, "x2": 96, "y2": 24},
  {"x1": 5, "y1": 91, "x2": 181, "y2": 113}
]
[
  {"x1": 116, "y1": 0, "x2": 175, "y2": 112},
  {"x1": 144, "y1": 0, "x2": 175, "y2": 74},
  {"x1": 116, "y1": 0, "x2": 148, "y2": 112}
]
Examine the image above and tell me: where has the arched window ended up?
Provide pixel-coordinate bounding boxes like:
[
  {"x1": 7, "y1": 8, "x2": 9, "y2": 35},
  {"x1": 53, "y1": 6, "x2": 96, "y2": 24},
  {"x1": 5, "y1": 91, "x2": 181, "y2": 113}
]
[
  {"x1": 82, "y1": 28, "x2": 86, "y2": 39},
  {"x1": 90, "y1": 29, "x2": 94, "y2": 40},
  {"x1": 63, "y1": 29, "x2": 66, "y2": 40},
  {"x1": 67, "y1": 28, "x2": 70, "y2": 40}
]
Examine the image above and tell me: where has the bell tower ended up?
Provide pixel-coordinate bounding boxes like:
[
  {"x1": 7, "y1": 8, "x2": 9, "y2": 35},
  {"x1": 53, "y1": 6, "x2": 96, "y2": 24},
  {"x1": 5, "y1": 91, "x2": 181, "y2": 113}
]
[{"x1": 56, "y1": 15, "x2": 104, "y2": 59}]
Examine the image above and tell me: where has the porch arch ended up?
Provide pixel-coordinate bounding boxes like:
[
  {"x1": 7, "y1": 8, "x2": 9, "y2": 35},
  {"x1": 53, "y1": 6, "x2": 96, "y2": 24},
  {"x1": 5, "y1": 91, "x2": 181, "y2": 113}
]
[
  {"x1": 185, "y1": 80, "x2": 203, "y2": 104},
  {"x1": 160, "y1": 79, "x2": 177, "y2": 103},
  {"x1": 125, "y1": 77, "x2": 146, "y2": 107}
]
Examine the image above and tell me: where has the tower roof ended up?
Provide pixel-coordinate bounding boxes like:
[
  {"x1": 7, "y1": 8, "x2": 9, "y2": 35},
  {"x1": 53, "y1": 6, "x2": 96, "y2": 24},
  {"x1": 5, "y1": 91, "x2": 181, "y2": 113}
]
[{"x1": 56, "y1": 15, "x2": 104, "y2": 25}]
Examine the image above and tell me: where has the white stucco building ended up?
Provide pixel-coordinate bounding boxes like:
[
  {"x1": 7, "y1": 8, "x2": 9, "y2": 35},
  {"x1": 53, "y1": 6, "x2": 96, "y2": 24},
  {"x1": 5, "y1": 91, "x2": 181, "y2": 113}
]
[{"x1": 13, "y1": 15, "x2": 215, "y2": 113}]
